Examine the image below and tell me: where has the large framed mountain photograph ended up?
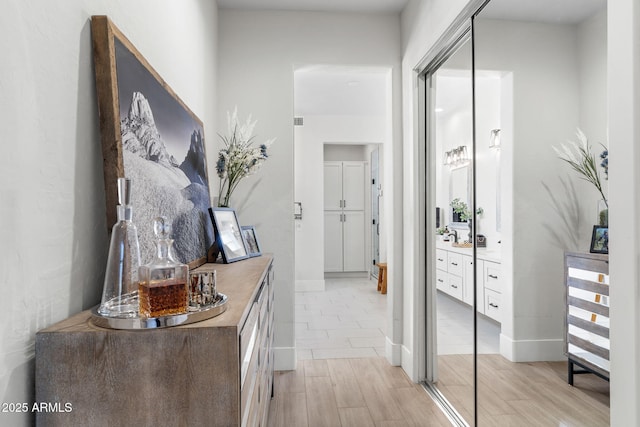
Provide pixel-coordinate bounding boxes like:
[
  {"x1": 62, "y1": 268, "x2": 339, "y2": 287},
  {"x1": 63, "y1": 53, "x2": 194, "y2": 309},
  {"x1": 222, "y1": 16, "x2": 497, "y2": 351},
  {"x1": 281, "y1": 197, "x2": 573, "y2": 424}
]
[{"x1": 91, "y1": 16, "x2": 212, "y2": 267}]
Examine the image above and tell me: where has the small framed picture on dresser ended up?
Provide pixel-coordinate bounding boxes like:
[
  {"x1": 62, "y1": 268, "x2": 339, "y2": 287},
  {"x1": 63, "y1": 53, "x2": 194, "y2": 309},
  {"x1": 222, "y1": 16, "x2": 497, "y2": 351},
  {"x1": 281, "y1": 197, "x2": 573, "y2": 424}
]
[
  {"x1": 241, "y1": 226, "x2": 262, "y2": 257},
  {"x1": 208, "y1": 207, "x2": 249, "y2": 263},
  {"x1": 590, "y1": 225, "x2": 609, "y2": 254}
]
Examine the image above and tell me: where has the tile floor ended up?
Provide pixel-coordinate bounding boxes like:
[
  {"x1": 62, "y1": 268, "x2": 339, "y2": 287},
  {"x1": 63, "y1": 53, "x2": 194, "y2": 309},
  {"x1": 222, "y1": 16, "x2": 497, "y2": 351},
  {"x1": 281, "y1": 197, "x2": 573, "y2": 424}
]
[
  {"x1": 295, "y1": 277, "x2": 387, "y2": 360},
  {"x1": 436, "y1": 291, "x2": 500, "y2": 355},
  {"x1": 295, "y1": 277, "x2": 501, "y2": 360}
]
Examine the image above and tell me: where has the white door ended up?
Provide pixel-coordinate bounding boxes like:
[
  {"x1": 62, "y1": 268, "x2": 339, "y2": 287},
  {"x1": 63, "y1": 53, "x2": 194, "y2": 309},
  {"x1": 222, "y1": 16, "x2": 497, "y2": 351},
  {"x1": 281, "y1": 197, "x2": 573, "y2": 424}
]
[
  {"x1": 343, "y1": 211, "x2": 365, "y2": 271},
  {"x1": 342, "y1": 162, "x2": 365, "y2": 211},
  {"x1": 323, "y1": 162, "x2": 343, "y2": 210},
  {"x1": 324, "y1": 211, "x2": 343, "y2": 272}
]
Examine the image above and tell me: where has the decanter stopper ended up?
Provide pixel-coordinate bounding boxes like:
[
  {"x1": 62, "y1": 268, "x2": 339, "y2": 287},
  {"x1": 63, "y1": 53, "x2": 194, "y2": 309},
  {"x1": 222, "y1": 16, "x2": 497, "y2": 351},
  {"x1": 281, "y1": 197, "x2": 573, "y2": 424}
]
[{"x1": 98, "y1": 177, "x2": 141, "y2": 317}]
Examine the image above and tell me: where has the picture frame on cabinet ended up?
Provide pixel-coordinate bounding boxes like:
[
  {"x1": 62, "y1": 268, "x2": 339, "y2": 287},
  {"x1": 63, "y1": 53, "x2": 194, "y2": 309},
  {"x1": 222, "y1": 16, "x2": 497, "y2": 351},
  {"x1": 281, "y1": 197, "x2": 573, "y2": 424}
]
[
  {"x1": 208, "y1": 207, "x2": 249, "y2": 263},
  {"x1": 590, "y1": 225, "x2": 609, "y2": 254},
  {"x1": 241, "y1": 226, "x2": 262, "y2": 257},
  {"x1": 91, "y1": 15, "x2": 213, "y2": 268}
]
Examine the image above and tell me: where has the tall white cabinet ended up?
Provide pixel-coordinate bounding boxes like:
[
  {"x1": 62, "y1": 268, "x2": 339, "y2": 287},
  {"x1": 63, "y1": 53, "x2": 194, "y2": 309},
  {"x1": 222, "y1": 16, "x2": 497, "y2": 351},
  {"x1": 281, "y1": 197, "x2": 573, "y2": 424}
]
[{"x1": 324, "y1": 161, "x2": 366, "y2": 272}]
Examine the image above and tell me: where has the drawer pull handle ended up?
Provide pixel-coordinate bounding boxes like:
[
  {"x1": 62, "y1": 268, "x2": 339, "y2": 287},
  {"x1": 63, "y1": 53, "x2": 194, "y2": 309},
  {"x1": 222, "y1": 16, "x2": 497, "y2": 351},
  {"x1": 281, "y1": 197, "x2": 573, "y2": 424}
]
[
  {"x1": 451, "y1": 285, "x2": 458, "y2": 289},
  {"x1": 489, "y1": 303, "x2": 499, "y2": 308},
  {"x1": 437, "y1": 258, "x2": 444, "y2": 262},
  {"x1": 488, "y1": 274, "x2": 498, "y2": 279},
  {"x1": 451, "y1": 262, "x2": 458, "y2": 266},
  {"x1": 437, "y1": 279, "x2": 444, "y2": 283}
]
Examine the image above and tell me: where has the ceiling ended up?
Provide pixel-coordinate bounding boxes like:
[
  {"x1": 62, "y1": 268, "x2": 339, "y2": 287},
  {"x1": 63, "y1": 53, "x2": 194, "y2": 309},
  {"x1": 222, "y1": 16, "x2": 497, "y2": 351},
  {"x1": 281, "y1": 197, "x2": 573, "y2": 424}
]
[
  {"x1": 216, "y1": 0, "x2": 408, "y2": 13},
  {"x1": 481, "y1": 0, "x2": 606, "y2": 25},
  {"x1": 218, "y1": 0, "x2": 606, "y2": 23}
]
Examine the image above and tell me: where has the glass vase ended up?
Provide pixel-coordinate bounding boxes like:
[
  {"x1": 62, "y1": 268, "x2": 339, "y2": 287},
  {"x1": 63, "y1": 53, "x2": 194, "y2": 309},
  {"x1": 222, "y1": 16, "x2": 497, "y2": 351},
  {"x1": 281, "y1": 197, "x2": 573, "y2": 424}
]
[{"x1": 597, "y1": 199, "x2": 608, "y2": 227}]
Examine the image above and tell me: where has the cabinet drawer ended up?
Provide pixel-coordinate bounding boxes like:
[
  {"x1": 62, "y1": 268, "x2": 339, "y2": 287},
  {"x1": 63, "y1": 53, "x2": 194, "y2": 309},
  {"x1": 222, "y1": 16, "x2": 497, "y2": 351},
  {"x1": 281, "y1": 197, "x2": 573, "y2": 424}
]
[
  {"x1": 447, "y1": 252, "x2": 463, "y2": 277},
  {"x1": 240, "y1": 303, "x2": 259, "y2": 387},
  {"x1": 448, "y1": 274, "x2": 463, "y2": 300},
  {"x1": 485, "y1": 289, "x2": 501, "y2": 322},
  {"x1": 484, "y1": 261, "x2": 501, "y2": 292},
  {"x1": 436, "y1": 269, "x2": 448, "y2": 292},
  {"x1": 435, "y1": 249, "x2": 448, "y2": 271}
]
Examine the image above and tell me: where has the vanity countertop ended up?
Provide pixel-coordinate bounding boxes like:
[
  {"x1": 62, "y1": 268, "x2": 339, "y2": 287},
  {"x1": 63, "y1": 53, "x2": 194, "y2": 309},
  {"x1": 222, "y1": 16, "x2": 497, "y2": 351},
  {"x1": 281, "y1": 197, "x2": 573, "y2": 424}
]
[{"x1": 436, "y1": 239, "x2": 501, "y2": 263}]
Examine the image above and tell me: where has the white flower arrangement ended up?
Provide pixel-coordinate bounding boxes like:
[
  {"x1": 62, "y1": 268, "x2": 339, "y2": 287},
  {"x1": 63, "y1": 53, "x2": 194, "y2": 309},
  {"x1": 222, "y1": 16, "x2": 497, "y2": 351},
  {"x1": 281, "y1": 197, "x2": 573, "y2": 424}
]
[
  {"x1": 216, "y1": 108, "x2": 275, "y2": 207},
  {"x1": 553, "y1": 128, "x2": 608, "y2": 208}
]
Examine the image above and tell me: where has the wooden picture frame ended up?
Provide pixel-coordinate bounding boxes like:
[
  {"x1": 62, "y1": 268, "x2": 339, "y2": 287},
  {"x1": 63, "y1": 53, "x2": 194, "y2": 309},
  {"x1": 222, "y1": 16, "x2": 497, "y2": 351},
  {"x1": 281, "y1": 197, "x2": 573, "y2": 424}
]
[
  {"x1": 91, "y1": 16, "x2": 212, "y2": 268},
  {"x1": 208, "y1": 208, "x2": 249, "y2": 263},
  {"x1": 590, "y1": 225, "x2": 609, "y2": 254},
  {"x1": 241, "y1": 226, "x2": 262, "y2": 257}
]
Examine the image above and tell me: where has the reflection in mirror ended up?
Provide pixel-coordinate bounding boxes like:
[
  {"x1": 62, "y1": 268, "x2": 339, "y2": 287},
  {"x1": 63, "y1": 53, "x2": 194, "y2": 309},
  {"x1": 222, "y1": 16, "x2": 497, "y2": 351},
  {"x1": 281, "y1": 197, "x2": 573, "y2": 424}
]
[
  {"x1": 474, "y1": 0, "x2": 609, "y2": 425},
  {"x1": 431, "y1": 36, "x2": 476, "y2": 425}
]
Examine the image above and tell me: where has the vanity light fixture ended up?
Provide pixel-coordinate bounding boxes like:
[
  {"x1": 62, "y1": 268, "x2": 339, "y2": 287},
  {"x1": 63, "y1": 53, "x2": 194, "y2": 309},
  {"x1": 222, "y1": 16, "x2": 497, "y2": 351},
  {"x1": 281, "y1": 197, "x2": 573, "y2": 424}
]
[
  {"x1": 443, "y1": 145, "x2": 470, "y2": 167},
  {"x1": 489, "y1": 128, "x2": 501, "y2": 148}
]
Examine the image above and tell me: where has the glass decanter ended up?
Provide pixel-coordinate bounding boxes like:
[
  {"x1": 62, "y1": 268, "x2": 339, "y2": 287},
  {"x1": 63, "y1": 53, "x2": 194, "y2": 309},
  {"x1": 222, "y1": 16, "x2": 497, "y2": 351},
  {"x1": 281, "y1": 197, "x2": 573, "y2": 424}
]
[
  {"x1": 98, "y1": 178, "x2": 141, "y2": 317},
  {"x1": 138, "y1": 216, "x2": 189, "y2": 318}
]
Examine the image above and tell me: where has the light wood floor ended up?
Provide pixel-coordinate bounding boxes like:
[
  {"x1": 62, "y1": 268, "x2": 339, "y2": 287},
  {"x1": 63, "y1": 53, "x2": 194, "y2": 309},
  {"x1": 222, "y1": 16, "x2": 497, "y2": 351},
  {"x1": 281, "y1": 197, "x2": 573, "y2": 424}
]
[
  {"x1": 438, "y1": 354, "x2": 610, "y2": 426},
  {"x1": 268, "y1": 356, "x2": 610, "y2": 427},
  {"x1": 268, "y1": 357, "x2": 452, "y2": 427}
]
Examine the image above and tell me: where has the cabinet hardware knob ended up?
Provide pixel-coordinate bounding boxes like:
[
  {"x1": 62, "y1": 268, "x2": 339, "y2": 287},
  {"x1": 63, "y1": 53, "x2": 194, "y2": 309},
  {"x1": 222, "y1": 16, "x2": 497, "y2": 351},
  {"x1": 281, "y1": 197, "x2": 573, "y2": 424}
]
[
  {"x1": 489, "y1": 303, "x2": 499, "y2": 308},
  {"x1": 438, "y1": 279, "x2": 444, "y2": 283},
  {"x1": 488, "y1": 274, "x2": 498, "y2": 279},
  {"x1": 437, "y1": 258, "x2": 444, "y2": 262},
  {"x1": 451, "y1": 285, "x2": 458, "y2": 289},
  {"x1": 451, "y1": 262, "x2": 458, "y2": 266}
]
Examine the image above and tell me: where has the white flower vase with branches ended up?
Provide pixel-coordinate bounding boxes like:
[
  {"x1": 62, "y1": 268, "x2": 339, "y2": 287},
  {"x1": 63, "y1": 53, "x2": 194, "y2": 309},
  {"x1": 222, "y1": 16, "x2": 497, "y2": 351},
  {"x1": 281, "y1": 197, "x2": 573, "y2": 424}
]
[{"x1": 216, "y1": 108, "x2": 275, "y2": 207}]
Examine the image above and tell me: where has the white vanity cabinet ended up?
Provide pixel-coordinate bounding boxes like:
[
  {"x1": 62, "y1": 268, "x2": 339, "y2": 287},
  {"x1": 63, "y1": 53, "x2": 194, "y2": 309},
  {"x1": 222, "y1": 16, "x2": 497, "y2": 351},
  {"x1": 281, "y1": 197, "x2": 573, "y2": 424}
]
[
  {"x1": 482, "y1": 260, "x2": 502, "y2": 322},
  {"x1": 435, "y1": 242, "x2": 502, "y2": 323},
  {"x1": 435, "y1": 249, "x2": 464, "y2": 300}
]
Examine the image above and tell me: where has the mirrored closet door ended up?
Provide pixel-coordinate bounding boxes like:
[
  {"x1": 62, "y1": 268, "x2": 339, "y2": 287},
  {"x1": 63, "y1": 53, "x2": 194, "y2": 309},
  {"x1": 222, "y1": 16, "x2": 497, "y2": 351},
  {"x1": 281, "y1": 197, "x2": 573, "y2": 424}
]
[
  {"x1": 423, "y1": 0, "x2": 610, "y2": 425},
  {"x1": 473, "y1": 0, "x2": 610, "y2": 425}
]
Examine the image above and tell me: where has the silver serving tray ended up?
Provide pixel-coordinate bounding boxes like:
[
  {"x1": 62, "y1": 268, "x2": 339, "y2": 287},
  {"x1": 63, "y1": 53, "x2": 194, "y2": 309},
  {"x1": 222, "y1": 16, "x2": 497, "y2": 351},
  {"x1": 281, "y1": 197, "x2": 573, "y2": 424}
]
[{"x1": 91, "y1": 293, "x2": 228, "y2": 330}]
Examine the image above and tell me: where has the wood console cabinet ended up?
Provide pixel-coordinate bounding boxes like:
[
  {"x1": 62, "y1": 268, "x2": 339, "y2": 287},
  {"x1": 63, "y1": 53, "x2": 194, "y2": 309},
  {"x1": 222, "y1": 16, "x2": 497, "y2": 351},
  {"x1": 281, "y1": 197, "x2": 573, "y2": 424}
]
[{"x1": 35, "y1": 255, "x2": 274, "y2": 427}]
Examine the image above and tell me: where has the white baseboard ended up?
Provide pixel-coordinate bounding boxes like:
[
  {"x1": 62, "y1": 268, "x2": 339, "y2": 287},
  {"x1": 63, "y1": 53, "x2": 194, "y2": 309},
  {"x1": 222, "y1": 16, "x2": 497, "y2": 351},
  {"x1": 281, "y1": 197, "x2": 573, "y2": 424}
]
[
  {"x1": 385, "y1": 336, "x2": 402, "y2": 366},
  {"x1": 273, "y1": 346, "x2": 297, "y2": 371},
  {"x1": 401, "y1": 345, "x2": 414, "y2": 381},
  {"x1": 295, "y1": 279, "x2": 325, "y2": 292},
  {"x1": 500, "y1": 334, "x2": 565, "y2": 362}
]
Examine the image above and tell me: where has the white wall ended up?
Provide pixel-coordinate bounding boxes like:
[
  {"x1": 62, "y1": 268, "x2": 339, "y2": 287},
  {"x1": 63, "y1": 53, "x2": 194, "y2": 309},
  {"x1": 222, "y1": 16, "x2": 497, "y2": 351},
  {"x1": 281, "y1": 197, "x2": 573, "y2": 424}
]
[
  {"x1": 608, "y1": 1, "x2": 640, "y2": 424},
  {"x1": 0, "y1": 1, "x2": 217, "y2": 425},
  {"x1": 403, "y1": 0, "x2": 640, "y2": 423},
  {"x1": 218, "y1": 10, "x2": 402, "y2": 369},
  {"x1": 475, "y1": 18, "x2": 583, "y2": 361},
  {"x1": 295, "y1": 116, "x2": 385, "y2": 291}
]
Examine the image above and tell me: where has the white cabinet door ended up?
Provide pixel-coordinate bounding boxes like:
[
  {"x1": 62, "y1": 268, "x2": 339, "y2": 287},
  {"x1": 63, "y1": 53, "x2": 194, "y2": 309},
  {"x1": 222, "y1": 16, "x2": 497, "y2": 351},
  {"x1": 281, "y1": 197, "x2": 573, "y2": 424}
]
[
  {"x1": 323, "y1": 162, "x2": 343, "y2": 210},
  {"x1": 324, "y1": 212, "x2": 343, "y2": 272},
  {"x1": 462, "y1": 255, "x2": 474, "y2": 306},
  {"x1": 343, "y1": 211, "x2": 365, "y2": 271},
  {"x1": 342, "y1": 162, "x2": 365, "y2": 211}
]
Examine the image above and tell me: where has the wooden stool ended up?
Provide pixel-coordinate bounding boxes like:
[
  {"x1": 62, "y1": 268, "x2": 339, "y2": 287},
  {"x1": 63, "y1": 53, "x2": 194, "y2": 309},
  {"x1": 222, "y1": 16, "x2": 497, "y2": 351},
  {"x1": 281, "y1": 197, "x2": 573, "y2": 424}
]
[{"x1": 376, "y1": 263, "x2": 387, "y2": 294}]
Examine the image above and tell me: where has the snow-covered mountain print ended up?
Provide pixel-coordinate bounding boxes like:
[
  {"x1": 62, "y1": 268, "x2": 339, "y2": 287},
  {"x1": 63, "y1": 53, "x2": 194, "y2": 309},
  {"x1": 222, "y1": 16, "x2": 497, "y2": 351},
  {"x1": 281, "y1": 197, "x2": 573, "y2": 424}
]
[{"x1": 111, "y1": 36, "x2": 213, "y2": 265}]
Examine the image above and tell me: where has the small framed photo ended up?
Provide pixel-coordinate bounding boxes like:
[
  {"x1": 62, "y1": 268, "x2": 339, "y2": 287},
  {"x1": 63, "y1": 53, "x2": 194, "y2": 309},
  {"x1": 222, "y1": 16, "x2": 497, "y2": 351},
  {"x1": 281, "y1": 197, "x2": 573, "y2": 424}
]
[
  {"x1": 241, "y1": 226, "x2": 262, "y2": 257},
  {"x1": 590, "y1": 225, "x2": 609, "y2": 254},
  {"x1": 208, "y1": 207, "x2": 249, "y2": 263}
]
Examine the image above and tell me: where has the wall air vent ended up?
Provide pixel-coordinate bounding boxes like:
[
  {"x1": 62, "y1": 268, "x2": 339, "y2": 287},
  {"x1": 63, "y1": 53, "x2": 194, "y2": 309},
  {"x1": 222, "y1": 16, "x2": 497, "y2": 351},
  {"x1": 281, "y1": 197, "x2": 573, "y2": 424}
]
[{"x1": 294, "y1": 117, "x2": 304, "y2": 126}]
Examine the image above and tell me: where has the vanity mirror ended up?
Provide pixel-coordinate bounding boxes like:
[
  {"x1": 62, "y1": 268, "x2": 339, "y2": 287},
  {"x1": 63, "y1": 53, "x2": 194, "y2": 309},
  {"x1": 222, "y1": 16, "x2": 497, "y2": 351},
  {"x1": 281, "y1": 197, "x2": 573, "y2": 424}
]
[{"x1": 449, "y1": 165, "x2": 470, "y2": 228}]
